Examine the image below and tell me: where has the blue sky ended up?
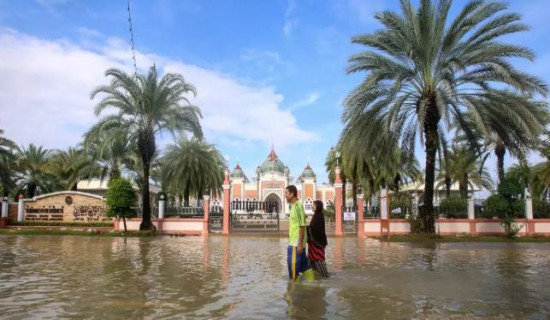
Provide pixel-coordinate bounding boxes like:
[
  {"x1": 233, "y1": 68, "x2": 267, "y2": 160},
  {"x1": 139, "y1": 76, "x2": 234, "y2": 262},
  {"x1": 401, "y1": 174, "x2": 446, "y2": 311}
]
[{"x1": 0, "y1": 0, "x2": 549, "y2": 185}]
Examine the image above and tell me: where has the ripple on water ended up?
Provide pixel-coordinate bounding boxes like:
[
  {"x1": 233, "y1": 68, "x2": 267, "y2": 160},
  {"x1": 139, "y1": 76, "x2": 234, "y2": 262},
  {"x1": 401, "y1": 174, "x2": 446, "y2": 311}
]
[{"x1": 0, "y1": 235, "x2": 549, "y2": 319}]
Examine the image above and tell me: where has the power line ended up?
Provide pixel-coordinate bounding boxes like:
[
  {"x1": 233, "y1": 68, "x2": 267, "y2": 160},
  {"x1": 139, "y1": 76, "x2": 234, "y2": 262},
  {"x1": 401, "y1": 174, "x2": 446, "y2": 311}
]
[{"x1": 127, "y1": 0, "x2": 138, "y2": 76}]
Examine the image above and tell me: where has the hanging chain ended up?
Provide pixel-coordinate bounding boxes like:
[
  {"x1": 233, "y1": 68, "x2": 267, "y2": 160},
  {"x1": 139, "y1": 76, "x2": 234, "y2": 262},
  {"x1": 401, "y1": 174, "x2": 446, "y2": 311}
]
[{"x1": 127, "y1": 0, "x2": 138, "y2": 76}]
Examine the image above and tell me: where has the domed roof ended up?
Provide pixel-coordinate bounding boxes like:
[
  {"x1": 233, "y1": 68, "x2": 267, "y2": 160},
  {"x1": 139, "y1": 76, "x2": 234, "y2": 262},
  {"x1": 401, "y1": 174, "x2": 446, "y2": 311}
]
[
  {"x1": 301, "y1": 163, "x2": 316, "y2": 179},
  {"x1": 230, "y1": 163, "x2": 244, "y2": 178},
  {"x1": 260, "y1": 148, "x2": 285, "y2": 174}
]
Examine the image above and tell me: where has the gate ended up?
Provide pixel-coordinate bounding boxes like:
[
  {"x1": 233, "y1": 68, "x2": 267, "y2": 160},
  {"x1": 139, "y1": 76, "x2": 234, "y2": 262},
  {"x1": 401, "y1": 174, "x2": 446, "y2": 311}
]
[
  {"x1": 230, "y1": 200, "x2": 280, "y2": 232},
  {"x1": 342, "y1": 205, "x2": 357, "y2": 235},
  {"x1": 209, "y1": 205, "x2": 223, "y2": 232}
]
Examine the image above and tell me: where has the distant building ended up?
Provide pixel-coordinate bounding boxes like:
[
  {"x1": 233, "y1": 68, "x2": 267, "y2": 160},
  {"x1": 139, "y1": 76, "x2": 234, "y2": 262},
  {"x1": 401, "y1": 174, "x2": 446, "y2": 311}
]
[{"x1": 228, "y1": 147, "x2": 335, "y2": 215}]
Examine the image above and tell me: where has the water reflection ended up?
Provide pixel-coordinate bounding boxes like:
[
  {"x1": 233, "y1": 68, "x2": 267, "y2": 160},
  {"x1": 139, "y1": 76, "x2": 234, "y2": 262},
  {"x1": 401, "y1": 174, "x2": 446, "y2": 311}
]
[{"x1": 0, "y1": 235, "x2": 549, "y2": 319}]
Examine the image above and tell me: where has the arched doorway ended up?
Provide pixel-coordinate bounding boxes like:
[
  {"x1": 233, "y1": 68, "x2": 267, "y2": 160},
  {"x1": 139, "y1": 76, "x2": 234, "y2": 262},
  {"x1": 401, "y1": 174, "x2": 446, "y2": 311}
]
[{"x1": 264, "y1": 193, "x2": 282, "y2": 215}]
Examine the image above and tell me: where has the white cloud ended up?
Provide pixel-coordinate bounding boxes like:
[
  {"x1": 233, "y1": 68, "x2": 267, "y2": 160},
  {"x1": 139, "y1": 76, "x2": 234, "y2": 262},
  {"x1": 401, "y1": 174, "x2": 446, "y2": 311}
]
[
  {"x1": 0, "y1": 28, "x2": 318, "y2": 152},
  {"x1": 290, "y1": 92, "x2": 320, "y2": 110},
  {"x1": 283, "y1": 0, "x2": 298, "y2": 37}
]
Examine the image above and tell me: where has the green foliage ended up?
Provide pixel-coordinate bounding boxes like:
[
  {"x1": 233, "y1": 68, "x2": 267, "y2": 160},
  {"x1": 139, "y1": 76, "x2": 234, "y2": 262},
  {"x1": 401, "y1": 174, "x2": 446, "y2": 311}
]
[
  {"x1": 11, "y1": 221, "x2": 114, "y2": 227},
  {"x1": 438, "y1": 196, "x2": 468, "y2": 218},
  {"x1": 323, "y1": 208, "x2": 334, "y2": 219},
  {"x1": 533, "y1": 198, "x2": 550, "y2": 218},
  {"x1": 106, "y1": 178, "x2": 137, "y2": 219},
  {"x1": 483, "y1": 194, "x2": 509, "y2": 219}
]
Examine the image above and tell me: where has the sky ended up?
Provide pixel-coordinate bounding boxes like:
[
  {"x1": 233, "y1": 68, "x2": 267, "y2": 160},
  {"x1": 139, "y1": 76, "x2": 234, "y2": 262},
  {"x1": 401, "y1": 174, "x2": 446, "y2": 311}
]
[{"x1": 0, "y1": 0, "x2": 549, "y2": 185}]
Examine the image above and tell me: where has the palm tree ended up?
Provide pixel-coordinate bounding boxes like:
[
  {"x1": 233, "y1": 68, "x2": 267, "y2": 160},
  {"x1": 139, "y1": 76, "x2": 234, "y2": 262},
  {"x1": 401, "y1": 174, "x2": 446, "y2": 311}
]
[
  {"x1": 436, "y1": 143, "x2": 493, "y2": 198},
  {"x1": 344, "y1": 0, "x2": 547, "y2": 232},
  {"x1": 161, "y1": 137, "x2": 224, "y2": 206},
  {"x1": 89, "y1": 66, "x2": 203, "y2": 230},
  {"x1": 83, "y1": 127, "x2": 136, "y2": 183},
  {"x1": 49, "y1": 147, "x2": 98, "y2": 190},
  {"x1": 14, "y1": 144, "x2": 61, "y2": 198},
  {"x1": 0, "y1": 130, "x2": 16, "y2": 196}
]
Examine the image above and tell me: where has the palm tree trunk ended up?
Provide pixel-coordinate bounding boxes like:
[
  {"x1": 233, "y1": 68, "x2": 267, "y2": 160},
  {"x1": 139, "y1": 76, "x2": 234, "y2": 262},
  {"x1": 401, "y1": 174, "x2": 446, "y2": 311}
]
[
  {"x1": 445, "y1": 175, "x2": 451, "y2": 198},
  {"x1": 184, "y1": 179, "x2": 190, "y2": 207},
  {"x1": 352, "y1": 179, "x2": 357, "y2": 209},
  {"x1": 495, "y1": 142, "x2": 506, "y2": 184},
  {"x1": 421, "y1": 103, "x2": 439, "y2": 234},
  {"x1": 29, "y1": 183, "x2": 37, "y2": 198},
  {"x1": 139, "y1": 163, "x2": 154, "y2": 230},
  {"x1": 459, "y1": 173, "x2": 468, "y2": 199}
]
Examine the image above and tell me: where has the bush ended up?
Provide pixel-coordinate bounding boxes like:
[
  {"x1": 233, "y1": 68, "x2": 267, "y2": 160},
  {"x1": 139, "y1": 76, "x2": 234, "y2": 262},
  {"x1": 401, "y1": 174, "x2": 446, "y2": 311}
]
[
  {"x1": 11, "y1": 221, "x2": 114, "y2": 227},
  {"x1": 483, "y1": 194, "x2": 509, "y2": 219},
  {"x1": 533, "y1": 198, "x2": 550, "y2": 218},
  {"x1": 438, "y1": 196, "x2": 468, "y2": 218},
  {"x1": 106, "y1": 178, "x2": 137, "y2": 232}
]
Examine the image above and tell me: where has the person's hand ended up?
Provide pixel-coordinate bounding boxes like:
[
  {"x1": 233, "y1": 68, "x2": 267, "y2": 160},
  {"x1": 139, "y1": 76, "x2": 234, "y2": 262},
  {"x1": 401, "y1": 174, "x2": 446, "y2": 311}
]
[{"x1": 297, "y1": 246, "x2": 303, "y2": 254}]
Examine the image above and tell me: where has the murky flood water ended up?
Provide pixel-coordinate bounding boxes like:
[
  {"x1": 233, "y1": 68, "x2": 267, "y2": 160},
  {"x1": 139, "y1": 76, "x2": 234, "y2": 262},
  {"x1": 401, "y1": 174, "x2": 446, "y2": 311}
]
[{"x1": 0, "y1": 235, "x2": 549, "y2": 319}]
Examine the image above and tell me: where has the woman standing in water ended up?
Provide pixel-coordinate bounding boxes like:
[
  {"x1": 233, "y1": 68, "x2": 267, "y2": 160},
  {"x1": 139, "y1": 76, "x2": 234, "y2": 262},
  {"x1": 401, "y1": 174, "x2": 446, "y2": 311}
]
[{"x1": 307, "y1": 200, "x2": 329, "y2": 278}]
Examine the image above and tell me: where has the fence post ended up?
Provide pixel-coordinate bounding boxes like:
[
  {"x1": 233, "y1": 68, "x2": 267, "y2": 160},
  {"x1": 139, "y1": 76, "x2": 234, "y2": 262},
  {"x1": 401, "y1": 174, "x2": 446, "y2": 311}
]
[
  {"x1": 525, "y1": 197, "x2": 534, "y2": 235},
  {"x1": 157, "y1": 194, "x2": 165, "y2": 232},
  {"x1": 334, "y1": 166, "x2": 343, "y2": 236},
  {"x1": 17, "y1": 195, "x2": 24, "y2": 222},
  {"x1": 222, "y1": 169, "x2": 231, "y2": 235},
  {"x1": 203, "y1": 195, "x2": 210, "y2": 234},
  {"x1": 1, "y1": 197, "x2": 8, "y2": 218},
  {"x1": 357, "y1": 194, "x2": 364, "y2": 237},
  {"x1": 467, "y1": 197, "x2": 476, "y2": 235}
]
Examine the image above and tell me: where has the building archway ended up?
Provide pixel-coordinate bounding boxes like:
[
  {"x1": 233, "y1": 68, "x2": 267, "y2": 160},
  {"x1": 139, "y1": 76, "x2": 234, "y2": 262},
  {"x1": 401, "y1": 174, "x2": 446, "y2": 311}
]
[{"x1": 264, "y1": 193, "x2": 282, "y2": 214}]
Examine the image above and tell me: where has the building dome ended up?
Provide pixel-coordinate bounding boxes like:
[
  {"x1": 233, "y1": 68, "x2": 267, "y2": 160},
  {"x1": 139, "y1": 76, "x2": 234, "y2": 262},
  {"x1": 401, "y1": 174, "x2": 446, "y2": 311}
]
[
  {"x1": 230, "y1": 163, "x2": 244, "y2": 178},
  {"x1": 260, "y1": 148, "x2": 285, "y2": 174},
  {"x1": 301, "y1": 163, "x2": 316, "y2": 179}
]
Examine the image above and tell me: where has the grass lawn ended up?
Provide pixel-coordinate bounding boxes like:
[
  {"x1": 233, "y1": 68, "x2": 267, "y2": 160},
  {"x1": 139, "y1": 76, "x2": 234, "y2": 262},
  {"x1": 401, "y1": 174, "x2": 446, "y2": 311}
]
[{"x1": 373, "y1": 234, "x2": 550, "y2": 242}]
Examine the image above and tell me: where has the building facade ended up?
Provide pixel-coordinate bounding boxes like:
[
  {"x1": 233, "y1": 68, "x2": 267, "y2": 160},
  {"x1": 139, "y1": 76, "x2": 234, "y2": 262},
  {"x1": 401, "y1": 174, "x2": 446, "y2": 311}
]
[{"x1": 228, "y1": 148, "x2": 335, "y2": 216}]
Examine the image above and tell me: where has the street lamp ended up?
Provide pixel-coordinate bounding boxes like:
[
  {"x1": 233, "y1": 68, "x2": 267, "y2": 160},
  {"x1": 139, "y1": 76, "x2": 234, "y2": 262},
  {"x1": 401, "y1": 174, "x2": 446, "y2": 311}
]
[{"x1": 335, "y1": 151, "x2": 341, "y2": 167}]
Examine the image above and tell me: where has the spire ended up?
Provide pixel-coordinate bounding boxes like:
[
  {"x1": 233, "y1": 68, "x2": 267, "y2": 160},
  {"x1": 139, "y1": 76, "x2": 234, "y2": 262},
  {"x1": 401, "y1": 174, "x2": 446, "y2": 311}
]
[{"x1": 269, "y1": 145, "x2": 277, "y2": 161}]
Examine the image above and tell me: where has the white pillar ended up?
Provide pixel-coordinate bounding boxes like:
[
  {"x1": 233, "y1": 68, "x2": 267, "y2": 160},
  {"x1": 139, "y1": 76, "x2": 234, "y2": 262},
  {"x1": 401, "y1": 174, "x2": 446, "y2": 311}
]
[
  {"x1": 1, "y1": 198, "x2": 8, "y2": 218},
  {"x1": 467, "y1": 198, "x2": 475, "y2": 220},
  {"x1": 158, "y1": 196, "x2": 166, "y2": 219},
  {"x1": 17, "y1": 195, "x2": 24, "y2": 222},
  {"x1": 525, "y1": 198, "x2": 533, "y2": 220}
]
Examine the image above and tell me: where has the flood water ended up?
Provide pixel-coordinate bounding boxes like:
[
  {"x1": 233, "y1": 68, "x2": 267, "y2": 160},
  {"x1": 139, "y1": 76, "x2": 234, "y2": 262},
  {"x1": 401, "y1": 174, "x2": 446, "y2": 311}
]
[{"x1": 0, "y1": 235, "x2": 549, "y2": 319}]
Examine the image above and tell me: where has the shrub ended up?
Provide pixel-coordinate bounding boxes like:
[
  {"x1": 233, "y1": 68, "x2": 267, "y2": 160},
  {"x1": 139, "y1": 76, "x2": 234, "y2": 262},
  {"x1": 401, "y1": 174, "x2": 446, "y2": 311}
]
[
  {"x1": 106, "y1": 178, "x2": 137, "y2": 232},
  {"x1": 533, "y1": 198, "x2": 550, "y2": 218},
  {"x1": 438, "y1": 196, "x2": 467, "y2": 218}
]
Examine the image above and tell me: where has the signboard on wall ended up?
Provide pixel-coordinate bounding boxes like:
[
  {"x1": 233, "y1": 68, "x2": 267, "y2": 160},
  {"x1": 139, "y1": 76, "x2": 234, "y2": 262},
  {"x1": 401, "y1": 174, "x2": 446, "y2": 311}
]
[
  {"x1": 24, "y1": 191, "x2": 109, "y2": 222},
  {"x1": 343, "y1": 211, "x2": 355, "y2": 221}
]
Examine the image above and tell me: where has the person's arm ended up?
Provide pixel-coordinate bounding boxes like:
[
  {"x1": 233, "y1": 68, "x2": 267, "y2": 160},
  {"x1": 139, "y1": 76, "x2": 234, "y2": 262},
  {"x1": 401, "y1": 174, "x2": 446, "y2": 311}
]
[
  {"x1": 298, "y1": 226, "x2": 305, "y2": 254},
  {"x1": 297, "y1": 204, "x2": 307, "y2": 254}
]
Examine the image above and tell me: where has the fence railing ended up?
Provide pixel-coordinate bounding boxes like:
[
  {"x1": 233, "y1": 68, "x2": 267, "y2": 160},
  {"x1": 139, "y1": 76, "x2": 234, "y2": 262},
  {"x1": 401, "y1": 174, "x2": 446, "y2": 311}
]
[
  {"x1": 230, "y1": 200, "x2": 279, "y2": 213},
  {"x1": 165, "y1": 206, "x2": 204, "y2": 218}
]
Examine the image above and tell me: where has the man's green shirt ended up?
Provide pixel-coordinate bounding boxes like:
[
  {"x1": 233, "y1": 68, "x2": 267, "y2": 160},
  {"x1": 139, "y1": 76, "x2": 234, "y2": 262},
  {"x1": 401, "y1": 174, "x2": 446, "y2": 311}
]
[{"x1": 289, "y1": 200, "x2": 307, "y2": 247}]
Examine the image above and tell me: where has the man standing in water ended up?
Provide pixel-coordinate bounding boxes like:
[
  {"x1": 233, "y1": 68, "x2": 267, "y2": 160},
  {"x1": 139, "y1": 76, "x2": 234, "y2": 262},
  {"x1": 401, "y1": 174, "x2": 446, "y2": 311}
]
[{"x1": 285, "y1": 185, "x2": 314, "y2": 281}]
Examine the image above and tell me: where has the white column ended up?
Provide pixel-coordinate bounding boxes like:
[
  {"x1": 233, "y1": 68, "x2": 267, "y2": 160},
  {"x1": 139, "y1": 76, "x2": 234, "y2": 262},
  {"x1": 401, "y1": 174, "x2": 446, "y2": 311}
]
[
  {"x1": 467, "y1": 198, "x2": 475, "y2": 220},
  {"x1": 158, "y1": 195, "x2": 166, "y2": 219},
  {"x1": 525, "y1": 198, "x2": 533, "y2": 220},
  {"x1": 1, "y1": 197, "x2": 8, "y2": 218},
  {"x1": 17, "y1": 195, "x2": 24, "y2": 222}
]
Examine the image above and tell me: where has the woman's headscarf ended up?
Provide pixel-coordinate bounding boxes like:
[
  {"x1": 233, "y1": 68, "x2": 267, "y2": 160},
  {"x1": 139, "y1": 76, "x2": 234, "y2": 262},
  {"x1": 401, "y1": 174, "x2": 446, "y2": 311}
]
[{"x1": 309, "y1": 200, "x2": 327, "y2": 248}]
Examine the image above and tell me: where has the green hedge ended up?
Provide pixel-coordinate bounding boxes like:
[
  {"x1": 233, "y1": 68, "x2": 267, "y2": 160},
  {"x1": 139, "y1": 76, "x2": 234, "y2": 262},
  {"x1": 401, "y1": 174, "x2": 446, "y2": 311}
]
[
  {"x1": 438, "y1": 196, "x2": 468, "y2": 218},
  {"x1": 11, "y1": 221, "x2": 114, "y2": 228}
]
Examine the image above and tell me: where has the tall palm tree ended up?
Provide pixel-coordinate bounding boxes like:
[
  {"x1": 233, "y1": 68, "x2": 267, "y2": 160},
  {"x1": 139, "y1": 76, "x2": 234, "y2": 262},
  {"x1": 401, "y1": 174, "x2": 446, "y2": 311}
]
[
  {"x1": 83, "y1": 127, "x2": 135, "y2": 183},
  {"x1": 0, "y1": 130, "x2": 16, "y2": 196},
  {"x1": 14, "y1": 144, "x2": 61, "y2": 198},
  {"x1": 162, "y1": 137, "x2": 224, "y2": 206},
  {"x1": 89, "y1": 66, "x2": 203, "y2": 230},
  {"x1": 344, "y1": 0, "x2": 547, "y2": 232},
  {"x1": 49, "y1": 147, "x2": 98, "y2": 190},
  {"x1": 436, "y1": 143, "x2": 493, "y2": 198}
]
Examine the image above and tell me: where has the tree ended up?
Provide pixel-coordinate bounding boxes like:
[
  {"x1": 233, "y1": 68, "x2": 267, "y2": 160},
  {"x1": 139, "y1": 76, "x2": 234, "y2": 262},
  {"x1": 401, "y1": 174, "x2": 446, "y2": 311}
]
[
  {"x1": 89, "y1": 66, "x2": 203, "y2": 230},
  {"x1": 343, "y1": 0, "x2": 547, "y2": 233},
  {"x1": 161, "y1": 137, "x2": 224, "y2": 206},
  {"x1": 14, "y1": 144, "x2": 61, "y2": 198},
  {"x1": 106, "y1": 178, "x2": 137, "y2": 232},
  {"x1": 49, "y1": 147, "x2": 97, "y2": 190},
  {"x1": 0, "y1": 130, "x2": 16, "y2": 197},
  {"x1": 436, "y1": 143, "x2": 493, "y2": 198}
]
